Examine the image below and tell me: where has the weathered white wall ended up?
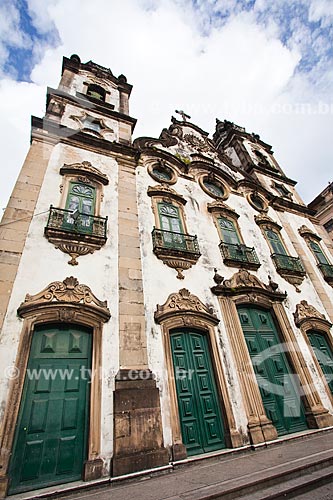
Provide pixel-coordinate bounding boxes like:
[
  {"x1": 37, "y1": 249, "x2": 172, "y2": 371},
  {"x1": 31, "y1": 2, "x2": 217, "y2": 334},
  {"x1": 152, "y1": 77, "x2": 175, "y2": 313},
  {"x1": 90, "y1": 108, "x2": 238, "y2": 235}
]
[
  {"x1": 136, "y1": 129, "x2": 333, "y2": 448},
  {"x1": 0, "y1": 142, "x2": 119, "y2": 469}
]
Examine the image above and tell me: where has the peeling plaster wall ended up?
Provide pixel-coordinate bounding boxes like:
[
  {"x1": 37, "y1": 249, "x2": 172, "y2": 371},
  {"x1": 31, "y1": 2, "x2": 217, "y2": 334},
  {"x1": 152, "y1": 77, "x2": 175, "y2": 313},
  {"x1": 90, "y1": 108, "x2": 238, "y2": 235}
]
[
  {"x1": 136, "y1": 135, "x2": 333, "y2": 447},
  {"x1": 0, "y1": 143, "x2": 119, "y2": 467}
]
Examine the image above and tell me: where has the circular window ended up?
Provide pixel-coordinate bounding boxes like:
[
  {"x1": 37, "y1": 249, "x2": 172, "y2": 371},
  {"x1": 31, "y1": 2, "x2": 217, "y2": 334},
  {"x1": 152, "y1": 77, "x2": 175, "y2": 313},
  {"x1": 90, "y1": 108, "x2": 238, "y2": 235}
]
[
  {"x1": 148, "y1": 162, "x2": 177, "y2": 184},
  {"x1": 152, "y1": 165, "x2": 172, "y2": 181},
  {"x1": 248, "y1": 192, "x2": 268, "y2": 212},
  {"x1": 199, "y1": 175, "x2": 228, "y2": 200}
]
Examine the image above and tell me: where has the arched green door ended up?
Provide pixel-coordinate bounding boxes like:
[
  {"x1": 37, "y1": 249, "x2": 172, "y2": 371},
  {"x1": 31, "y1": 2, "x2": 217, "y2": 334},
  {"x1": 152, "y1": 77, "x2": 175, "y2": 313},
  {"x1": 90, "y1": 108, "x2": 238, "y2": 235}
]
[
  {"x1": 9, "y1": 325, "x2": 92, "y2": 495},
  {"x1": 238, "y1": 307, "x2": 308, "y2": 436},
  {"x1": 170, "y1": 330, "x2": 226, "y2": 456},
  {"x1": 307, "y1": 331, "x2": 333, "y2": 395}
]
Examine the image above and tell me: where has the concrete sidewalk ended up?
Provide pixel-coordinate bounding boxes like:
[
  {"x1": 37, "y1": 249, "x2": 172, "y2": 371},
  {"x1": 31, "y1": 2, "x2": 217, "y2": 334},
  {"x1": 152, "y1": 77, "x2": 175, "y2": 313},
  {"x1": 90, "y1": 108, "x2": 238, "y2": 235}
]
[{"x1": 11, "y1": 428, "x2": 333, "y2": 500}]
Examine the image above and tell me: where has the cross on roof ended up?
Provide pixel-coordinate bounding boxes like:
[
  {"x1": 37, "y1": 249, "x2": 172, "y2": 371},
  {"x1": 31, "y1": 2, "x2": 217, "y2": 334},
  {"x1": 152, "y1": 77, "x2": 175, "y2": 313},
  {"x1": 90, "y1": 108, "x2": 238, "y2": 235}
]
[{"x1": 175, "y1": 109, "x2": 191, "y2": 122}]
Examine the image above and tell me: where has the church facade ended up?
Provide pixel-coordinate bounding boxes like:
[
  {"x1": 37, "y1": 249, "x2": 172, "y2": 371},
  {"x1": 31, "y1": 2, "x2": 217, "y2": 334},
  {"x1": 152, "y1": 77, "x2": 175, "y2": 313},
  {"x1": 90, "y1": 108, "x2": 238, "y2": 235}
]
[{"x1": 1, "y1": 55, "x2": 333, "y2": 497}]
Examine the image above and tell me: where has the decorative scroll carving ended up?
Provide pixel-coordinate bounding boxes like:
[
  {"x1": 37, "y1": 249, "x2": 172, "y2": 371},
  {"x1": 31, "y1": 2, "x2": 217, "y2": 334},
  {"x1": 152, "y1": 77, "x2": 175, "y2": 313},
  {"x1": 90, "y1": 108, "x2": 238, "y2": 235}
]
[
  {"x1": 207, "y1": 200, "x2": 239, "y2": 218},
  {"x1": 298, "y1": 225, "x2": 321, "y2": 241},
  {"x1": 183, "y1": 133, "x2": 210, "y2": 152},
  {"x1": 155, "y1": 288, "x2": 218, "y2": 324},
  {"x1": 18, "y1": 276, "x2": 111, "y2": 321},
  {"x1": 147, "y1": 185, "x2": 186, "y2": 205},
  {"x1": 212, "y1": 269, "x2": 287, "y2": 301},
  {"x1": 294, "y1": 300, "x2": 330, "y2": 328},
  {"x1": 60, "y1": 161, "x2": 109, "y2": 185},
  {"x1": 254, "y1": 213, "x2": 282, "y2": 231}
]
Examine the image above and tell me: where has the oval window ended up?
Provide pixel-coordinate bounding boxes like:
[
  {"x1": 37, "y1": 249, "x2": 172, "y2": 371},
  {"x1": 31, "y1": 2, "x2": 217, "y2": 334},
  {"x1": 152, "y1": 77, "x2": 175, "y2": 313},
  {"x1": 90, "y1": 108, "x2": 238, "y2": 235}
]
[{"x1": 203, "y1": 179, "x2": 225, "y2": 198}]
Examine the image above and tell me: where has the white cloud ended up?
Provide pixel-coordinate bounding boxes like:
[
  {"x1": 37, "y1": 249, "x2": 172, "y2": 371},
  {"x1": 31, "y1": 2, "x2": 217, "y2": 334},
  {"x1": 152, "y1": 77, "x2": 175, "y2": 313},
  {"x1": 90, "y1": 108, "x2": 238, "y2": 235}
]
[{"x1": 0, "y1": 0, "x2": 332, "y2": 211}]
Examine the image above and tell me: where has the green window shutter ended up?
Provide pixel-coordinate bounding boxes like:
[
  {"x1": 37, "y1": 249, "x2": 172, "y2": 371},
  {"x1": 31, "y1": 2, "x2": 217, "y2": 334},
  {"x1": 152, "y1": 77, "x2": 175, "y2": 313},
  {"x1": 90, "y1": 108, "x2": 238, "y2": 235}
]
[
  {"x1": 64, "y1": 182, "x2": 96, "y2": 233},
  {"x1": 265, "y1": 229, "x2": 286, "y2": 255},
  {"x1": 309, "y1": 241, "x2": 329, "y2": 265},
  {"x1": 158, "y1": 202, "x2": 183, "y2": 233},
  {"x1": 218, "y1": 217, "x2": 240, "y2": 245}
]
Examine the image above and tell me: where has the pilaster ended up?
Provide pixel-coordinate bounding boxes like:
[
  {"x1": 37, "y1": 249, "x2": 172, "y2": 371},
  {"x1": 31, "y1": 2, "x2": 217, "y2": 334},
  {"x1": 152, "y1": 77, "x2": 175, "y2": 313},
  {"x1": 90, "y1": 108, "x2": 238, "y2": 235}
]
[{"x1": 113, "y1": 155, "x2": 168, "y2": 475}]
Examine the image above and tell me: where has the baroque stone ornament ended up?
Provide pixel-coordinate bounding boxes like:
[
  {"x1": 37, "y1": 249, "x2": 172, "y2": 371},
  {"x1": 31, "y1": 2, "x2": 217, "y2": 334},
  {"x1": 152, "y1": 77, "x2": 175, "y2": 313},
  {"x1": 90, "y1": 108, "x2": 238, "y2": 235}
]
[
  {"x1": 298, "y1": 225, "x2": 321, "y2": 241},
  {"x1": 18, "y1": 276, "x2": 111, "y2": 321},
  {"x1": 294, "y1": 300, "x2": 330, "y2": 328},
  {"x1": 155, "y1": 288, "x2": 219, "y2": 324},
  {"x1": 60, "y1": 161, "x2": 109, "y2": 185},
  {"x1": 212, "y1": 269, "x2": 287, "y2": 301}
]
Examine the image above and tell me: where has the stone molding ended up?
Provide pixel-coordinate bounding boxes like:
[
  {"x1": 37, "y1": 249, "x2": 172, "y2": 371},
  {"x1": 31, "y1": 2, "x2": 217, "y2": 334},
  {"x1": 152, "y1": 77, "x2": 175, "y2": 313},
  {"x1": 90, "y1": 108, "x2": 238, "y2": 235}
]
[
  {"x1": 294, "y1": 300, "x2": 331, "y2": 328},
  {"x1": 155, "y1": 288, "x2": 219, "y2": 325},
  {"x1": 212, "y1": 269, "x2": 286, "y2": 302},
  {"x1": 207, "y1": 200, "x2": 239, "y2": 219},
  {"x1": 298, "y1": 225, "x2": 322, "y2": 242},
  {"x1": 18, "y1": 276, "x2": 111, "y2": 322},
  {"x1": 147, "y1": 184, "x2": 186, "y2": 205},
  {"x1": 60, "y1": 161, "x2": 109, "y2": 185},
  {"x1": 254, "y1": 213, "x2": 282, "y2": 231}
]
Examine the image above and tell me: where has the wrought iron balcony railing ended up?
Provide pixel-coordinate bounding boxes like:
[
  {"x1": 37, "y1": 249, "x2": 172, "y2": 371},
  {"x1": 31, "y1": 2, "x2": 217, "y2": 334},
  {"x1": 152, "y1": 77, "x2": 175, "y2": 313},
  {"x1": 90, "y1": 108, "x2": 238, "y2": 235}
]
[
  {"x1": 45, "y1": 206, "x2": 107, "y2": 239},
  {"x1": 318, "y1": 263, "x2": 333, "y2": 282},
  {"x1": 219, "y1": 242, "x2": 260, "y2": 269},
  {"x1": 152, "y1": 228, "x2": 200, "y2": 256},
  {"x1": 271, "y1": 253, "x2": 305, "y2": 275}
]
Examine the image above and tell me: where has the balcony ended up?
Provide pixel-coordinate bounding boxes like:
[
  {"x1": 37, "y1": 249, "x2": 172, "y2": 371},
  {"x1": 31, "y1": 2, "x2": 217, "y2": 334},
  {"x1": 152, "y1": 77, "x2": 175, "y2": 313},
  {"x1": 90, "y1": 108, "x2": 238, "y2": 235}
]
[
  {"x1": 152, "y1": 228, "x2": 201, "y2": 279},
  {"x1": 271, "y1": 253, "x2": 306, "y2": 275},
  {"x1": 318, "y1": 263, "x2": 333, "y2": 286},
  {"x1": 219, "y1": 242, "x2": 260, "y2": 270},
  {"x1": 44, "y1": 206, "x2": 107, "y2": 265},
  {"x1": 271, "y1": 253, "x2": 306, "y2": 291}
]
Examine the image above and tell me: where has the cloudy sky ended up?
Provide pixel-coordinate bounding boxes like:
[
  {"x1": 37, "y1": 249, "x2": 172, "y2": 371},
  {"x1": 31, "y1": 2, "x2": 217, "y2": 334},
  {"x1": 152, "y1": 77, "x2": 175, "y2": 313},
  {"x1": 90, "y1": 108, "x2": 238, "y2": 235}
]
[{"x1": 0, "y1": 0, "x2": 332, "y2": 211}]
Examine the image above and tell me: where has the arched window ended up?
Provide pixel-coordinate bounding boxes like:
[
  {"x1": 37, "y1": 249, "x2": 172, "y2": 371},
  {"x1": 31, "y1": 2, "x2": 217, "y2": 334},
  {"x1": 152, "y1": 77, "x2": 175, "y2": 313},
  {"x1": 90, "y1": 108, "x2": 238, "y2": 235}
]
[
  {"x1": 147, "y1": 185, "x2": 200, "y2": 279},
  {"x1": 255, "y1": 215, "x2": 306, "y2": 291},
  {"x1": 87, "y1": 84, "x2": 106, "y2": 101},
  {"x1": 298, "y1": 226, "x2": 333, "y2": 286},
  {"x1": 208, "y1": 202, "x2": 260, "y2": 270}
]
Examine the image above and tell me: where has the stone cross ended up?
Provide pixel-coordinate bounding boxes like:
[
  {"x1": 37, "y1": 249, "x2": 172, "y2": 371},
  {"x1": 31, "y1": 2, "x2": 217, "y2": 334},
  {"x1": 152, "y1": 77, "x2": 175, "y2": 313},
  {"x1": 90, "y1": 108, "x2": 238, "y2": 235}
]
[{"x1": 175, "y1": 109, "x2": 191, "y2": 122}]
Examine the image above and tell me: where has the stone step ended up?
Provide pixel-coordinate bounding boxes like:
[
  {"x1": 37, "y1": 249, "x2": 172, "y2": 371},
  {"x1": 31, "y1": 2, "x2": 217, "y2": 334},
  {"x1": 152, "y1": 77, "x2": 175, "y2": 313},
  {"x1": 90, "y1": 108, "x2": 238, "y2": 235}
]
[
  {"x1": 175, "y1": 452, "x2": 333, "y2": 500},
  {"x1": 241, "y1": 465, "x2": 333, "y2": 499}
]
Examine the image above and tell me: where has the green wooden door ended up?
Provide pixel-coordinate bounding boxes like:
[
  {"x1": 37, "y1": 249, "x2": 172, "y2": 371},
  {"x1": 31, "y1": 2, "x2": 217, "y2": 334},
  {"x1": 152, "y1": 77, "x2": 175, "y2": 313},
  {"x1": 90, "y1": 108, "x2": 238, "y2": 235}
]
[
  {"x1": 238, "y1": 307, "x2": 308, "y2": 436},
  {"x1": 170, "y1": 330, "x2": 226, "y2": 456},
  {"x1": 63, "y1": 182, "x2": 96, "y2": 233},
  {"x1": 307, "y1": 331, "x2": 333, "y2": 395},
  {"x1": 9, "y1": 325, "x2": 92, "y2": 495}
]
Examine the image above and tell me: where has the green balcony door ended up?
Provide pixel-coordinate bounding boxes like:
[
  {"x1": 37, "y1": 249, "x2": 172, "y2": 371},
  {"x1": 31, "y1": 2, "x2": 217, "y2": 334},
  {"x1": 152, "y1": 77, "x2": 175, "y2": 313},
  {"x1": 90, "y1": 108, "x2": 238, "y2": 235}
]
[
  {"x1": 170, "y1": 330, "x2": 226, "y2": 456},
  {"x1": 218, "y1": 217, "x2": 240, "y2": 245},
  {"x1": 63, "y1": 182, "x2": 96, "y2": 233},
  {"x1": 238, "y1": 307, "x2": 308, "y2": 436},
  {"x1": 158, "y1": 202, "x2": 186, "y2": 250},
  {"x1": 307, "y1": 331, "x2": 333, "y2": 395},
  {"x1": 9, "y1": 325, "x2": 92, "y2": 495}
]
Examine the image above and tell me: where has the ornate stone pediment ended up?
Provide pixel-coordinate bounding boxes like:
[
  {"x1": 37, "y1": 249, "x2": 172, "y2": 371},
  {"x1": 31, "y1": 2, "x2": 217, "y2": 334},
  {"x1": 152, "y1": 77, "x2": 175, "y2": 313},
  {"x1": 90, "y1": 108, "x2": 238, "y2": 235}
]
[
  {"x1": 147, "y1": 185, "x2": 186, "y2": 205},
  {"x1": 155, "y1": 288, "x2": 219, "y2": 324},
  {"x1": 212, "y1": 269, "x2": 286, "y2": 301},
  {"x1": 254, "y1": 213, "x2": 282, "y2": 231},
  {"x1": 298, "y1": 225, "x2": 321, "y2": 241},
  {"x1": 207, "y1": 200, "x2": 239, "y2": 218},
  {"x1": 294, "y1": 300, "x2": 331, "y2": 328},
  {"x1": 18, "y1": 276, "x2": 111, "y2": 321},
  {"x1": 60, "y1": 161, "x2": 109, "y2": 185}
]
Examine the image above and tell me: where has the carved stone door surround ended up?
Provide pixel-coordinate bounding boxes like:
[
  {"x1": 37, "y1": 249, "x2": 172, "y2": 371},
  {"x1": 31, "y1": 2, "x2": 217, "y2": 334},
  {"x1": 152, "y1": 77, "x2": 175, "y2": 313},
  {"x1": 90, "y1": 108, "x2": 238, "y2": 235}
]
[
  {"x1": 155, "y1": 288, "x2": 243, "y2": 461},
  {"x1": 211, "y1": 269, "x2": 333, "y2": 445},
  {"x1": 0, "y1": 277, "x2": 111, "y2": 498},
  {"x1": 294, "y1": 300, "x2": 333, "y2": 414}
]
